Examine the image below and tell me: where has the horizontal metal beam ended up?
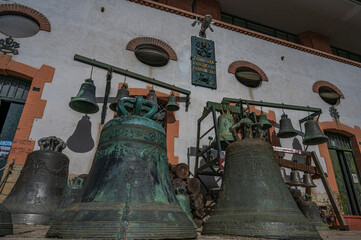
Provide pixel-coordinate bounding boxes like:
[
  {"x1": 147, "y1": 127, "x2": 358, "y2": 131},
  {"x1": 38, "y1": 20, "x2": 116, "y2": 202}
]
[
  {"x1": 74, "y1": 54, "x2": 191, "y2": 96},
  {"x1": 222, "y1": 97, "x2": 321, "y2": 113}
]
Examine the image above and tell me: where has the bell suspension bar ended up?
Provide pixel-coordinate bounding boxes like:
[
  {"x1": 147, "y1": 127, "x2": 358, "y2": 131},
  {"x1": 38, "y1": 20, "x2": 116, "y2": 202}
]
[{"x1": 73, "y1": 54, "x2": 192, "y2": 123}]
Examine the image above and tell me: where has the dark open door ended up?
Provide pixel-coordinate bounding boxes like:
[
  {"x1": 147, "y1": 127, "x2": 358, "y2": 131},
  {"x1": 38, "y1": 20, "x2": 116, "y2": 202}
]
[
  {"x1": 0, "y1": 75, "x2": 30, "y2": 179},
  {"x1": 326, "y1": 131, "x2": 361, "y2": 215}
]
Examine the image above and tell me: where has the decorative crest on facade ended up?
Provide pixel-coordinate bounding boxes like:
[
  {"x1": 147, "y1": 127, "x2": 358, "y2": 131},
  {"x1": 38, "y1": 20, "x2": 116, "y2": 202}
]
[{"x1": 0, "y1": 37, "x2": 20, "y2": 55}]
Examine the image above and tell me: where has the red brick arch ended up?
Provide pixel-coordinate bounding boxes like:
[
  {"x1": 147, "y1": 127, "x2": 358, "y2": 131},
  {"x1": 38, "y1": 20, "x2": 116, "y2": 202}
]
[
  {"x1": 126, "y1": 37, "x2": 177, "y2": 61},
  {"x1": 0, "y1": 3, "x2": 51, "y2": 32},
  {"x1": 312, "y1": 81, "x2": 345, "y2": 99},
  {"x1": 228, "y1": 61, "x2": 268, "y2": 81}
]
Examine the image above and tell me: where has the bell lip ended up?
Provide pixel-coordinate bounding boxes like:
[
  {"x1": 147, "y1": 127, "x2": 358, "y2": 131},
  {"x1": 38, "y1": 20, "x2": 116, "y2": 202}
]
[
  {"x1": 302, "y1": 136, "x2": 329, "y2": 146},
  {"x1": 277, "y1": 131, "x2": 298, "y2": 138},
  {"x1": 166, "y1": 105, "x2": 180, "y2": 112},
  {"x1": 69, "y1": 100, "x2": 99, "y2": 114}
]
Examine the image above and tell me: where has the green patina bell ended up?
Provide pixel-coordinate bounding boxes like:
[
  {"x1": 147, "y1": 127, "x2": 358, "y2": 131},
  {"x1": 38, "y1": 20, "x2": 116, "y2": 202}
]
[
  {"x1": 211, "y1": 112, "x2": 235, "y2": 150},
  {"x1": 109, "y1": 84, "x2": 129, "y2": 112},
  {"x1": 277, "y1": 113, "x2": 298, "y2": 138},
  {"x1": 69, "y1": 78, "x2": 99, "y2": 114},
  {"x1": 47, "y1": 96, "x2": 196, "y2": 239},
  {"x1": 258, "y1": 113, "x2": 272, "y2": 130},
  {"x1": 303, "y1": 119, "x2": 329, "y2": 145},
  {"x1": 174, "y1": 188, "x2": 197, "y2": 228},
  {"x1": 166, "y1": 92, "x2": 179, "y2": 111},
  {"x1": 202, "y1": 138, "x2": 322, "y2": 240}
]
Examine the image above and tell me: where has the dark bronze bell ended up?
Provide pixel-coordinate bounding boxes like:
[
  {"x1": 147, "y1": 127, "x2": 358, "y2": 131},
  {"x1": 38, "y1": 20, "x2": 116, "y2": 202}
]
[
  {"x1": 2, "y1": 136, "x2": 69, "y2": 225},
  {"x1": 298, "y1": 200, "x2": 329, "y2": 231},
  {"x1": 69, "y1": 78, "x2": 99, "y2": 114},
  {"x1": 0, "y1": 204, "x2": 13, "y2": 236},
  {"x1": 303, "y1": 172, "x2": 317, "y2": 188},
  {"x1": 166, "y1": 92, "x2": 179, "y2": 111},
  {"x1": 303, "y1": 119, "x2": 329, "y2": 145},
  {"x1": 109, "y1": 84, "x2": 129, "y2": 112},
  {"x1": 202, "y1": 138, "x2": 321, "y2": 239},
  {"x1": 290, "y1": 169, "x2": 304, "y2": 187},
  {"x1": 146, "y1": 89, "x2": 158, "y2": 106},
  {"x1": 277, "y1": 113, "x2": 298, "y2": 138},
  {"x1": 47, "y1": 96, "x2": 196, "y2": 239},
  {"x1": 258, "y1": 113, "x2": 272, "y2": 130},
  {"x1": 211, "y1": 113, "x2": 235, "y2": 150}
]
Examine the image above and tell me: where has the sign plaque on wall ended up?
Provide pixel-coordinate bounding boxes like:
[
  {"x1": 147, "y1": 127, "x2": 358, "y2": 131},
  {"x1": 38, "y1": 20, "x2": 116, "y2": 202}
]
[{"x1": 191, "y1": 36, "x2": 216, "y2": 89}]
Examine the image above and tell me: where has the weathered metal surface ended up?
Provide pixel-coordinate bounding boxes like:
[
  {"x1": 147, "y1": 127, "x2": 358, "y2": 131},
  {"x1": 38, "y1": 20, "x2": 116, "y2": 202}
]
[
  {"x1": 202, "y1": 138, "x2": 322, "y2": 240},
  {"x1": 47, "y1": 96, "x2": 196, "y2": 239},
  {"x1": 175, "y1": 188, "x2": 197, "y2": 228},
  {"x1": 69, "y1": 78, "x2": 99, "y2": 114},
  {"x1": 298, "y1": 201, "x2": 330, "y2": 231},
  {"x1": 0, "y1": 203, "x2": 13, "y2": 236},
  {"x1": 3, "y1": 141, "x2": 69, "y2": 225},
  {"x1": 303, "y1": 119, "x2": 329, "y2": 145}
]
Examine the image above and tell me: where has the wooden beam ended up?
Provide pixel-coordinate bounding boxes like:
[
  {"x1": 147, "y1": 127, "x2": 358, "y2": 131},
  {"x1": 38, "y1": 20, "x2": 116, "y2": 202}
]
[{"x1": 276, "y1": 158, "x2": 318, "y2": 175}]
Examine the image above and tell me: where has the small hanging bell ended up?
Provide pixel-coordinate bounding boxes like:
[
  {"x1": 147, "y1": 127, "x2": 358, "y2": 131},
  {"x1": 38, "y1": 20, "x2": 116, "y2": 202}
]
[
  {"x1": 146, "y1": 89, "x2": 158, "y2": 106},
  {"x1": 166, "y1": 92, "x2": 179, "y2": 111},
  {"x1": 303, "y1": 172, "x2": 317, "y2": 188},
  {"x1": 289, "y1": 161, "x2": 304, "y2": 186},
  {"x1": 303, "y1": 165, "x2": 317, "y2": 188},
  {"x1": 290, "y1": 170, "x2": 304, "y2": 186},
  {"x1": 303, "y1": 119, "x2": 329, "y2": 145},
  {"x1": 69, "y1": 78, "x2": 99, "y2": 114},
  {"x1": 277, "y1": 113, "x2": 298, "y2": 138},
  {"x1": 258, "y1": 113, "x2": 272, "y2": 130},
  {"x1": 109, "y1": 85, "x2": 129, "y2": 112}
]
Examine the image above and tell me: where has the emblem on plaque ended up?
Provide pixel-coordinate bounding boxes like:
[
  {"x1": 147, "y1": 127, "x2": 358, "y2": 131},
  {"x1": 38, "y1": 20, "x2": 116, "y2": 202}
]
[{"x1": 191, "y1": 36, "x2": 217, "y2": 89}]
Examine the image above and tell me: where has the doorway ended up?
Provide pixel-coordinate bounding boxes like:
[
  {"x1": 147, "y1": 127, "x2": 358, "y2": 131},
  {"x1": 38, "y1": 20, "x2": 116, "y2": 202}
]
[
  {"x1": 326, "y1": 131, "x2": 361, "y2": 215},
  {"x1": 0, "y1": 75, "x2": 30, "y2": 178}
]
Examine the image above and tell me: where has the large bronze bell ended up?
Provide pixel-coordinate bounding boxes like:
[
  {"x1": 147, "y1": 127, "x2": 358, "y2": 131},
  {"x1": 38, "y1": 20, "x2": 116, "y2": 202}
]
[
  {"x1": 47, "y1": 96, "x2": 197, "y2": 239},
  {"x1": 298, "y1": 200, "x2": 329, "y2": 231},
  {"x1": 303, "y1": 119, "x2": 329, "y2": 145},
  {"x1": 277, "y1": 113, "x2": 298, "y2": 138},
  {"x1": 0, "y1": 204, "x2": 13, "y2": 236},
  {"x1": 109, "y1": 84, "x2": 129, "y2": 112},
  {"x1": 2, "y1": 136, "x2": 69, "y2": 225},
  {"x1": 211, "y1": 112, "x2": 235, "y2": 150},
  {"x1": 69, "y1": 78, "x2": 99, "y2": 114},
  {"x1": 166, "y1": 92, "x2": 180, "y2": 111},
  {"x1": 202, "y1": 138, "x2": 321, "y2": 239}
]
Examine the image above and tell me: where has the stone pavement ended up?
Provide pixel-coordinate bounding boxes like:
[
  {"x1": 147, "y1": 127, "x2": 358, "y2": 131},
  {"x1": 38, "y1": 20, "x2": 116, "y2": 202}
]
[{"x1": 3, "y1": 225, "x2": 361, "y2": 239}]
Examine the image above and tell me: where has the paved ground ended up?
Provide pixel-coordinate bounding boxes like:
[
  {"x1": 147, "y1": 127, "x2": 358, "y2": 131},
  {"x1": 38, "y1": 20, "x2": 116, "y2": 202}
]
[{"x1": 3, "y1": 225, "x2": 361, "y2": 239}]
